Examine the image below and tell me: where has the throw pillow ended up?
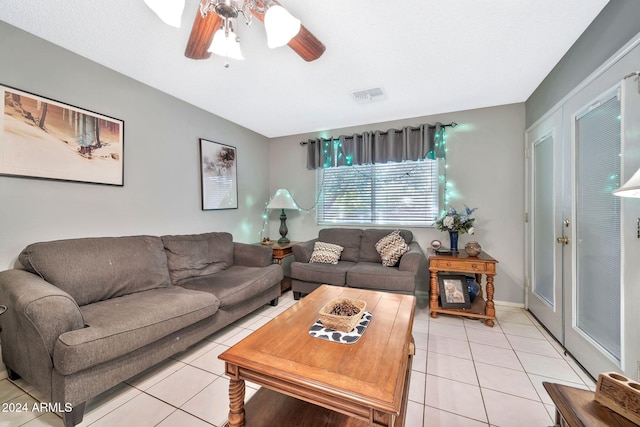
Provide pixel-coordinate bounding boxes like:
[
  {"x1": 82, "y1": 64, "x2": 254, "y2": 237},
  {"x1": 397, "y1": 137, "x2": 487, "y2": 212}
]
[
  {"x1": 309, "y1": 242, "x2": 344, "y2": 264},
  {"x1": 375, "y1": 230, "x2": 410, "y2": 267}
]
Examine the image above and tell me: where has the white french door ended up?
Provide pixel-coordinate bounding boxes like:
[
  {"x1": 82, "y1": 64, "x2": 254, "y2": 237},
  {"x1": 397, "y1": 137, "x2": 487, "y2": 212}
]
[
  {"x1": 526, "y1": 65, "x2": 640, "y2": 379},
  {"x1": 527, "y1": 55, "x2": 640, "y2": 379},
  {"x1": 563, "y1": 86, "x2": 622, "y2": 377},
  {"x1": 527, "y1": 88, "x2": 623, "y2": 378},
  {"x1": 526, "y1": 109, "x2": 565, "y2": 342}
]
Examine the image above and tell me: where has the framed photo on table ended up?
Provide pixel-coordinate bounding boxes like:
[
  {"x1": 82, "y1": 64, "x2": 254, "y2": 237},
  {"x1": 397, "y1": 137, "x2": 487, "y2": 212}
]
[
  {"x1": 200, "y1": 138, "x2": 238, "y2": 210},
  {"x1": 438, "y1": 274, "x2": 471, "y2": 309},
  {"x1": 1, "y1": 84, "x2": 124, "y2": 186}
]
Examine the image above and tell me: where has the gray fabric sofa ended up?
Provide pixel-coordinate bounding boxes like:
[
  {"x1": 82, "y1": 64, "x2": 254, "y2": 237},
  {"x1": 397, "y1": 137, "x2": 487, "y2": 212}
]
[
  {"x1": 0, "y1": 232, "x2": 282, "y2": 427},
  {"x1": 290, "y1": 228, "x2": 428, "y2": 299}
]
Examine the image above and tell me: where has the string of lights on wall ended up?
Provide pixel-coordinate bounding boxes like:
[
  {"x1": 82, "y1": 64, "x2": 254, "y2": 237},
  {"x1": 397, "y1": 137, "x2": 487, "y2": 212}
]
[
  {"x1": 309, "y1": 126, "x2": 452, "y2": 208},
  {"x1": 260, "y1": 124, "x2": 455, "y2": 240},
  {"x1": 323, "y1": 127, "x2": 448, "y2": 183},
  {"x1": 440, "y1": 127, "x2": 450, "y2": 207}
]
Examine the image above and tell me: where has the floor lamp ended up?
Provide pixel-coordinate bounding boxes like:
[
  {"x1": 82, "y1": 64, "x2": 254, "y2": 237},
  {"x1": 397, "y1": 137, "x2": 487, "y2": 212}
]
[
  {"x1": 613, "y1": 167, "x2": 640, "y2": 198},
  {"x1": 266, "y1": 189, "x2": 299, "y2": 244}
]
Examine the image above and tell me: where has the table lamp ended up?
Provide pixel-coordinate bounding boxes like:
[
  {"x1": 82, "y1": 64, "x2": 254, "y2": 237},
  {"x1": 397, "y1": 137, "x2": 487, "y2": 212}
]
[{"x1": 266, "y1": 188, "x2": 299, "y2": 243}]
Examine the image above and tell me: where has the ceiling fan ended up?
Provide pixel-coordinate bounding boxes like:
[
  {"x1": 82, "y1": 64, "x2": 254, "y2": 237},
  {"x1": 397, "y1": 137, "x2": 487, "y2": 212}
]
[{"x1": 145, "y1": 0, "x2": 325, "y2": 63}]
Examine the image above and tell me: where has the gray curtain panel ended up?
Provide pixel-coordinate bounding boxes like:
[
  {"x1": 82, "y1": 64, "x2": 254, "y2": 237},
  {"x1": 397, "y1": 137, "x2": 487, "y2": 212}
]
[{"x1": 305, "y1": 122, "x2": 443, "y2": 169}]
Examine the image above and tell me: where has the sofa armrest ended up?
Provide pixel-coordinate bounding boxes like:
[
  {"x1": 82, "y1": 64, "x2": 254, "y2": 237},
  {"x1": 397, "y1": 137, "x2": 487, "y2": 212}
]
[
  {"x1": 233, "y1": 242, "x2": 273, "y2": 267},
  {"x1": 398, "y1": 242, "x2": 427, "y2": 273},
  {"x1": 292, "y1": 239, "x2": 318, "y2": 262},
  {"x1": 0, "y1": 269, "x2": 84, "y2": 378}
]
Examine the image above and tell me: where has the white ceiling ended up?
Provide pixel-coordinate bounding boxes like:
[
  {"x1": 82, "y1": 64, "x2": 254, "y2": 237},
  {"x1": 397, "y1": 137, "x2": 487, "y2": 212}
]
[{"x1": 0, "y1": 0, "x2": 609, "y2": 138}]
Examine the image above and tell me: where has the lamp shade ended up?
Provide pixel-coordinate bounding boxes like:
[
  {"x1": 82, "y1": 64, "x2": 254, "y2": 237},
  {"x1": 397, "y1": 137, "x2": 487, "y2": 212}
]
[
  {"x1": 266, "y1": 188, "x2": 299, "y2": 210},
  {"x1": 144, "y1": 0, "x2": 185, "y2": 28},
  {"x1": 209, "y1": 28, "x2": 244, "y2": 60},
  {"x1": 264, "y1": 5, "x2": 301, "y2": 48},
  {"x1": 613, "y1": 167, "x2": 640, "y2": 198}
]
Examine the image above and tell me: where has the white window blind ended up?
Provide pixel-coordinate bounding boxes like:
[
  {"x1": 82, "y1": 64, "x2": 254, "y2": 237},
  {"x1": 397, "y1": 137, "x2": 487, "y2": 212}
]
[{"x1": 316, "y1": 160, "x2": 440, "y2": 226}]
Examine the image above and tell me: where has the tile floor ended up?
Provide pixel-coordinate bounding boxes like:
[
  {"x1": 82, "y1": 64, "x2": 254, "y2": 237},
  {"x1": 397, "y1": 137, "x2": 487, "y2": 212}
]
[{"x1": 0, "y1": 291, "x2": 596, "y2": 427}]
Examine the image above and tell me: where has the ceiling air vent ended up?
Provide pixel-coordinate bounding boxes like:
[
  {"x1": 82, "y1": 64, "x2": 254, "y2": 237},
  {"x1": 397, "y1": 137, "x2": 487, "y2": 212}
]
[{"x1": 352, "y1": 87, "x2": 386, "y2": 104}]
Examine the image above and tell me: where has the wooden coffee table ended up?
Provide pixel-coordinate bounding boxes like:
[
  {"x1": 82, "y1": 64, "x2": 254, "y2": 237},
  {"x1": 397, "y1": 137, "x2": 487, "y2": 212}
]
[{"x1": 219, "y1": 285, "x2": 416, "y2": 427}]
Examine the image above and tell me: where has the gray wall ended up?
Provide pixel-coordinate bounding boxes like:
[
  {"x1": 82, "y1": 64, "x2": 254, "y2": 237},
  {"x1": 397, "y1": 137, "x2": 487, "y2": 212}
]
[
  {"x1": 526, "y1": 0, "x2": 640, "y2": 126},
  {"x1": 0, "y1": 22, "x2": 271, "y2": 269},
  {"x1": 268, "y1": 104, "x2": 526, "y2": 304}
]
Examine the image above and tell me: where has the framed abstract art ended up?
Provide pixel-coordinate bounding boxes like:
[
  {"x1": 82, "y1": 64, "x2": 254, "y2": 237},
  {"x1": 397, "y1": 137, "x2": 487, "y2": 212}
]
[{"x1": 200, "y1": 138, "x2": 238, "y2": 210}]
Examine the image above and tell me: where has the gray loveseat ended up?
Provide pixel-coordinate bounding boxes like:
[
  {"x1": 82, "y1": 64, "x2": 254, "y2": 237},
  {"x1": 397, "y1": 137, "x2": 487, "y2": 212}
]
[
  {"x1": 291, "y1": 228, "x2": 428, "y2": 299},
  {"x1": 0, "y1": 232, "x2": 282, "y2": 427}
]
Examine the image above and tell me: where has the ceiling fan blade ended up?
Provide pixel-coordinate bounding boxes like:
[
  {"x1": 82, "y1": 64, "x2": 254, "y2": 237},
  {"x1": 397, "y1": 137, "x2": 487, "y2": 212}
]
[
  {"x1": 250, "y1": 2, "x2": 325, "y2": 62},
  {"x1": 288, "y1": 25, "x2": 325, "y2": 62},
  {"x1": 184, "y1": 8, "x2": 223, "y2": 59}
]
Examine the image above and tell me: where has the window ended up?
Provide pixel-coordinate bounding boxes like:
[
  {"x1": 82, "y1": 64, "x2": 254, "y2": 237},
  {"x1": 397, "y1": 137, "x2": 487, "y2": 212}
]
[{"x1": 316, "y1": 160, "x2": 441, "y2": 227}]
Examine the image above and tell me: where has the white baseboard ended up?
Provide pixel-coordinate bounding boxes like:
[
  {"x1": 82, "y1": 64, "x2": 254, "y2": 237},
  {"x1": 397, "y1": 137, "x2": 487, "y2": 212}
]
[{"x1": 494, "y1": 300, "x2": 525, "y2": 309}]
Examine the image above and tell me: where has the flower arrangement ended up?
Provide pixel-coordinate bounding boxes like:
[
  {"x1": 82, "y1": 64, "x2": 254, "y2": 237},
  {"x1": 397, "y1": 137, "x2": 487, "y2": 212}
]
[{"x1": 435, "y1": 205, "x2": 477, "y2": 234}]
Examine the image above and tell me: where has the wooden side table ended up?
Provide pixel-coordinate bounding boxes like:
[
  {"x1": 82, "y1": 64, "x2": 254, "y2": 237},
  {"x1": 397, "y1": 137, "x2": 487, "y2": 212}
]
[
  {"x1": 428, "y1": 250, "x2": 498, "y2": 326},
  {"x1": 543, "y1": 382, "x2": 637, "y2": 426},
  {"x1": 259, "y1": 241, "x2": 297, "y2": 294}
]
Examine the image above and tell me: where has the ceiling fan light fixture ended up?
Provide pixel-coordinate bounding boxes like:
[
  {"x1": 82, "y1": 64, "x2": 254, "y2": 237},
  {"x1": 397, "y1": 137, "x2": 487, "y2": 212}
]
[
  {"x1": 186, "y1": 0, "x2": 324, "y2": 61},
  {"x1": 144, "y1": 0, "x2": 185, "y2": 28},
  {"x1": 264, "y1": 4, "x2": 301, "y2": 48},
  {"x1": 208, "y1": 25, "x2": 244, "y2": 60}
]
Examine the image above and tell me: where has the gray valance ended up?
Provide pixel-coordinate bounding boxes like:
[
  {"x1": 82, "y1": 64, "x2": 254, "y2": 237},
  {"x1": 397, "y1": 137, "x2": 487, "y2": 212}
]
[{"x1": 304, "y1": 122, "x2": 444, "y2": 169}]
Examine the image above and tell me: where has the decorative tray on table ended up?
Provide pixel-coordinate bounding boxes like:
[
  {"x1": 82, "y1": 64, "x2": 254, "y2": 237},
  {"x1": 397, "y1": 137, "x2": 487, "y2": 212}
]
[{"x1": 309, "y1": 298, "x2": 372, "y2": 344}]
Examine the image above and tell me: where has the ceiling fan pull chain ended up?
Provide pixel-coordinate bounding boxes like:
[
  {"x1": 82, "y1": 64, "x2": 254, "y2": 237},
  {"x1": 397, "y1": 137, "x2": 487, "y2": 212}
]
[{"x1": 243, "y1": 1, "x2": 254, "y2": 25}]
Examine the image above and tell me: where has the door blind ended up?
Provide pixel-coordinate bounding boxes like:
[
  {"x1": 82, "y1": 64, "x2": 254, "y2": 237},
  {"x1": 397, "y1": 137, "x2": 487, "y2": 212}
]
[{"x1": 575, "y1": 93, "x2": 622, "y2": 361}]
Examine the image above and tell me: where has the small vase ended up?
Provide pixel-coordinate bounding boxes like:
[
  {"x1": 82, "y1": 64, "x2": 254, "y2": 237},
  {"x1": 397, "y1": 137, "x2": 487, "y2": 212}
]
[
  {"x1": 448, "y1": 231, "x2": 459, "y2": 252},
  {"x1": 465, "y1": 241, "x2": 482, "y2": 257}
]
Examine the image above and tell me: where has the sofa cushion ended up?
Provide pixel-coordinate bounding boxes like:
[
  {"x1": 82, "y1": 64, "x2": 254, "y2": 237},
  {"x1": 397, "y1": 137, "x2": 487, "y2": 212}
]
[
  {"x1": 309, "y1": 242, "x2": 344, "y2": 264},
  {"x1": 290, "y1": 261, "x2": 356, "y2": 286},
  {"x1": 178, "y1": 264, "x2": 282, "y2": 308},
  {"x1": 317, "y1": 229, "x2": 363, "y2": 262},
  {"x1": 53, "y1": 287, "x2": 219, "y2": 375},
  {"x1": 162, "y1": 232, "x2": 234, "y2": 284},
  {"x1": 347, "y1": 262, "x2": 416, "y2": 294},
  {"x1": 292, "y1": 239, "x2": 318, "y2": 263},
  {"x1": 359, "y1": 229, "x2": 414, "y2": 263},
  {"x1": 375, "y1": 231, "x2": 410, "y2": 267},
  {"x1": 19, "y1": 236, "x2": 171, "y2": 306}
]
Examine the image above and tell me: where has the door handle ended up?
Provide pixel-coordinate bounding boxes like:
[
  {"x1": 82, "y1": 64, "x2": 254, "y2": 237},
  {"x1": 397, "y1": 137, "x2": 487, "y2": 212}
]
[{"x1": 556, "y1": 236, "x2": 570, "y2": 245}]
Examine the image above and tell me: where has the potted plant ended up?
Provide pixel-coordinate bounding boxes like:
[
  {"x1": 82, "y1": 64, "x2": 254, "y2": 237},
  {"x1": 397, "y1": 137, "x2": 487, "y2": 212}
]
[{"x1": 435, "y1": 205, "x2": 477, "y2": 252}]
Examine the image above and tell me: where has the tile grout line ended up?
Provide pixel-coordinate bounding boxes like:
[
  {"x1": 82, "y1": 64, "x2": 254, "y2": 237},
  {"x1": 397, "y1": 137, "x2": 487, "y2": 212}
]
[{"x1": 463, "y1": 316, "x2": 492, "y2": 426}]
